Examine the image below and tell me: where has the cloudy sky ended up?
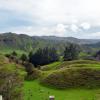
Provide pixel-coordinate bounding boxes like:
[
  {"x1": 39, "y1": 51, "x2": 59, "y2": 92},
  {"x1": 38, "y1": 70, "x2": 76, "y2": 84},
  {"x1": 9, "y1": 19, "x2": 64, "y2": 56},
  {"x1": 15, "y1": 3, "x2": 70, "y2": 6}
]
[{"x1": 0, "y1": 0, "x2": 100, "y2": 38}]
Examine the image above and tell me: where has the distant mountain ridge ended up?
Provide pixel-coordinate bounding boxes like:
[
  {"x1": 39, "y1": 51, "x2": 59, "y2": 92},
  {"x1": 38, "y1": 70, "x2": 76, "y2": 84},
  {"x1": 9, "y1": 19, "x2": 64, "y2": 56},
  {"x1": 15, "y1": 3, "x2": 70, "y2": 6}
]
[
  {"x1": 40, "y1": 36, "x2": 100, "y2": 44},
  {"x1": 0, "y1": 32, "x2": 100, "y2": 52}
]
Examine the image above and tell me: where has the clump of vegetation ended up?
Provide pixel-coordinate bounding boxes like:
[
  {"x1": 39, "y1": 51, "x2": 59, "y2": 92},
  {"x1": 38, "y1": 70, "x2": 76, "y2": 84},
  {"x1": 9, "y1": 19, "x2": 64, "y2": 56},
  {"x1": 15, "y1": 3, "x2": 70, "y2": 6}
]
[
  {"x1": 5, "y1": 51, "x2": 40, "y2": 81},
  {"x1": 11, "y1": 51, "x2": 18, "y2": 56},
  {"x1": 0, "y1": 68, "x2": 24, "y2": 100},
  {"x1": 41, "y1": 68, "x2": 100, "y2": 89},
  {"x1": 0, "y1": 55, "x2": 26, "y2": 100},
  {"x1": 29, "y1": 47, "x2": 59, "y2": 67},
  {"x1": 20, "y1": 53, "x2": 28, "y2": 63},
  {"x1": 63, "y1": 43, "x2": 80, "y2": 61},
  {"x1": 25, "y1": 68, "x2": 40, "y2": 80},
  {"x1": 24, "y1": 62, "x2": 40, "y2": 80}
]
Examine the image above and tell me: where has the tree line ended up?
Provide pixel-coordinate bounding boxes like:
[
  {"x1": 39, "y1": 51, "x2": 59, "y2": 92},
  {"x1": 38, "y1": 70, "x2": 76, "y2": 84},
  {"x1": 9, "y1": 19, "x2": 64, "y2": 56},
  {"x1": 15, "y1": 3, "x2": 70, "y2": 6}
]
[
  {"x1": 29, "y1": 44, "x2": 80, "y2": 67},
  {"x1": 6, "y1": 43, "x2": 80, "y2": 68}
]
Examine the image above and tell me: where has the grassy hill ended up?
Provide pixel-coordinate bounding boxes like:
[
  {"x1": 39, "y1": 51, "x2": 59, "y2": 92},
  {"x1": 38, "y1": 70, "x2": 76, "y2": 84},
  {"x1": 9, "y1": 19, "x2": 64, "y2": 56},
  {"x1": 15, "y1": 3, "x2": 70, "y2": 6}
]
[
  {"x1": 0, "y1": 53, "x2": 100, "y2": 100},
  {"x1": 24, "y1": 60, "x2": 100, "y2": 100},
  {"x1": 41, "y1": 60, "x2": 100, "y2": 71},
  {"x1": 0, "y1": 33, "x2": 71, "y2": 54},
  {"x1": 1, "y1": 33, "x2": 100, "y2": 100},
  {"x1": 0, "y1": 32, "x2": 100, "y2": 54},
  {"x1": 40, "y1": 60, "x2": 100, "y2": 89}
]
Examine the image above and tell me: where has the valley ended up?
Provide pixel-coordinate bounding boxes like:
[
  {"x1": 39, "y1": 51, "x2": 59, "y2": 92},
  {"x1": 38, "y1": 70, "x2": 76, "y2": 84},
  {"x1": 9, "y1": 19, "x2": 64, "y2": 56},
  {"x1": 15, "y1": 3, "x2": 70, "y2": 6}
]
[{"x1": 1, "y1": 33, "x2": 100, "y2": 100}]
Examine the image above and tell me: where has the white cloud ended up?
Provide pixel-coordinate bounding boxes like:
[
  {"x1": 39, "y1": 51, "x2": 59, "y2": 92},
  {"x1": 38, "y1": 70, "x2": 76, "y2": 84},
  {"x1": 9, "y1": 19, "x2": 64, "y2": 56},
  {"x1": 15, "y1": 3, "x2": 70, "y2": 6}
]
[
  {"x1": 1, "y1": 0, "x2": 100, "y2": 24},
  {"x1": 55, "y1": 24, "x2": 66, "y2": 33},
  {"x1": 70, "y1": 24, "x2": 79, "y2": 32},
  {"x1": 80, "y1": 22, "x2": 91, "y2": 30}
]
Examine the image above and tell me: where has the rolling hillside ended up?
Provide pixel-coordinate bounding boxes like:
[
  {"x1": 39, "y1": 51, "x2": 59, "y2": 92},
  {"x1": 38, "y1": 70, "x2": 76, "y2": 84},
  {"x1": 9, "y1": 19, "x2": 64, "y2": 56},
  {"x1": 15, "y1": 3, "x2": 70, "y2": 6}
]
[
  {"x1": 24, "y1": 60, "x2": 100, "y2": 100},
  {"x1": 0, "y1": 33, "x2": 100, "y2": 53}
]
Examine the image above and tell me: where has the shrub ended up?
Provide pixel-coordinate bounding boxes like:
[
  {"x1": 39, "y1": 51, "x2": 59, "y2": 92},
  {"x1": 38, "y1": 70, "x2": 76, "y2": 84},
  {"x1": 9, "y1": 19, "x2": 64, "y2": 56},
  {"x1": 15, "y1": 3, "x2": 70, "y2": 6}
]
[
  {"x1": 11, "y1": 51, "x2": 17, "y2": 56},
  {"x1": 0, "y1": 67, "x2": 25, "y2": 100},
  {"x1": 25, "y1": 68, "x2": 40, "y2": 80},
  {"x1": 24, "y1": 62, "x2": 40, "y2": 80},
  {"x1": 20, "y1": 54, "x2": 28, "y2": 63}
]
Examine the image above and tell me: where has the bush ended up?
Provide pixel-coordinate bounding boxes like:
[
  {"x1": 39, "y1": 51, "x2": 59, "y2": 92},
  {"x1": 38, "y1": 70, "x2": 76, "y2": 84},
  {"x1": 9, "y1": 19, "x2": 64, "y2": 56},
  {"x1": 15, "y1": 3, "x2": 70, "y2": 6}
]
[
  {"x1": 0, "y1": 67, "x2": 25, "y2": 100},
  {"x1": 24, "y1": 62, "x2": 40, "y2": 80},
  {"x1": 11, "y1": 51, "x2": 17, "y2": 56},
  {"x1": 25, "y1": 68, "x2": 40, "y2": 80},
  {"x1": 20, "y1": 54, "x2": 27, "y2": 63}
]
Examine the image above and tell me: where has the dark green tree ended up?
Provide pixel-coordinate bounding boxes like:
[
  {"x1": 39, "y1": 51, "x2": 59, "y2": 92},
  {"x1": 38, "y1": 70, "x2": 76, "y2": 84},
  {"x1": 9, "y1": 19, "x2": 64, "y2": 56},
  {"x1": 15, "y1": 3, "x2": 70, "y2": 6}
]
[
  {"x1": 28, "y1": 51, "x2": 33, "y2": 59},
  {"x1": 11, "y1": 51, "x2": 17, "y2": 56},
  {"x1": 49, "y1": 47, "x2": 59, "y2": 62},
  {"x1": 29, "y1": 47, "x2": 59, "y2": 67},
  {"x1": 63, "y1": 43, "x2": 80, "y2": 61},
  {"x1": 20, "y1": 54, "x2": 27, "y2": 62}
]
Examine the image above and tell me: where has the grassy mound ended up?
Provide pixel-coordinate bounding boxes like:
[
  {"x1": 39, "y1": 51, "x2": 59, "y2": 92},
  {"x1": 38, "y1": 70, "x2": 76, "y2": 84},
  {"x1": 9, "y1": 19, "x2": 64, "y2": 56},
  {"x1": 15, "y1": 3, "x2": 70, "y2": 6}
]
[
  {"x1": 41, "y1": 68, "x2": 100, "y2": 89},
  {"x1": 40, "y1": 60, "x2": 100, "y2": 89},
  {"x1": 41, "y1": 62, "x2": 62, "y2": 71},
  {"x1": 41, "y1": 60, "x2": 100, "y2": 71}
]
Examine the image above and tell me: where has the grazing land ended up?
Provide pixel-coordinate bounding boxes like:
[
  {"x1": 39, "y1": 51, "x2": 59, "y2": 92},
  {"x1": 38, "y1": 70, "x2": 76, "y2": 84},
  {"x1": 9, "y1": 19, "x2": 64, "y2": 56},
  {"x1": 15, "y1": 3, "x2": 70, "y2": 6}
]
[
  {"x1": 24, "y1": 80, "x2": 100, "y2": 100},
  {"x1": 1, "y1": 33, "x2": 100, "y2": 100},
  {"x1": 23, "y1": 60, "x2": 100, "y2": 100}
]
